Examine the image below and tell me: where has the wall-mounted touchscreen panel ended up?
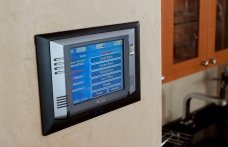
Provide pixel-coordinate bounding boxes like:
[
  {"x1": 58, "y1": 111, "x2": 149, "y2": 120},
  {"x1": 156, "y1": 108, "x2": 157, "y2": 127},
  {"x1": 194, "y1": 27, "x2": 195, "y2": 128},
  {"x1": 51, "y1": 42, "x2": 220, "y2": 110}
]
[{"x1": 35, "y1": 22, "x2": 140, "y2": 135}]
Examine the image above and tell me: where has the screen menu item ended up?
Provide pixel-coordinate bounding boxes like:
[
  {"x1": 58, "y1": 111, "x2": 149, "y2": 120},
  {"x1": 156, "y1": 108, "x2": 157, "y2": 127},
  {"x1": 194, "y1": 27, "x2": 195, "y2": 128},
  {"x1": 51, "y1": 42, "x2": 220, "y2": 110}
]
[{"x1": 70, "y1": 40, "x2": 124, "y2": 104}]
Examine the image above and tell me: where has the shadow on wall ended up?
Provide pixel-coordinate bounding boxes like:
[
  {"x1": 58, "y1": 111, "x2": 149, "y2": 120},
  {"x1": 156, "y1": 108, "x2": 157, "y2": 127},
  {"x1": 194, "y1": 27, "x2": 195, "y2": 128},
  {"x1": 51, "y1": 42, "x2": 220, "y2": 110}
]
[
  {"x1": 218, "y1": 63, "x2": 228, "y2": 100},
  {"x1": 201, "y1": 68, "x2": 220, "y2": 97}
]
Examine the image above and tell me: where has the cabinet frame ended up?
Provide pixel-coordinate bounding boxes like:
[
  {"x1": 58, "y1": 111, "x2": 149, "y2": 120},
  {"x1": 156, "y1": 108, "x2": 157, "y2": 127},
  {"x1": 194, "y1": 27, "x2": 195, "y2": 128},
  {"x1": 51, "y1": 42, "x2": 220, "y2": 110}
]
[
  {"x1": 207, "y1": 0, "x2": 228, "y2": 67},
  {"x1": 162, "y1": 0, "x2": 228, "y2": 83},
  {"x1": 162, "y1": 0, "x2": 209, "y2": 83}
]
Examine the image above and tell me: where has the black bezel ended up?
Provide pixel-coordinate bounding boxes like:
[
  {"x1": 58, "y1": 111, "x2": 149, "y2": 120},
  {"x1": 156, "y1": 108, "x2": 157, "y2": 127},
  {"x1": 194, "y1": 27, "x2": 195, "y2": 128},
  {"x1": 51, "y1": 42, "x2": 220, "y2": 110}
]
[{"x1": 35, "y1": 21, "x2": 140, "y2": 135}]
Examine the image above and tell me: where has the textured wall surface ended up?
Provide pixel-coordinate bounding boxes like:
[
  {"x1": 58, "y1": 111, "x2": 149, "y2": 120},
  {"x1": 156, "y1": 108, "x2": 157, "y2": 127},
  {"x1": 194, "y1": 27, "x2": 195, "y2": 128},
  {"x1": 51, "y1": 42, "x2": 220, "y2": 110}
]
[
  {"x1": 0, "y1": 0, "x2": 161, "y2": 147},
  {"x1": 162, "y1": 68, "x2": 218, "y2": 124}
]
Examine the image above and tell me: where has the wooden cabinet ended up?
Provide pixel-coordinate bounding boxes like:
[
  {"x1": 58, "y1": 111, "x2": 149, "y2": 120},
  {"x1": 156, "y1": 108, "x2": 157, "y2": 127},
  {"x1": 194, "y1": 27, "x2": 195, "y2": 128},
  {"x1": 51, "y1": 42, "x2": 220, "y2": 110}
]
[
  {"x1": 208, "y1": 0, "x2": 228, "y2": 65},
  {"x1": 162, "y1": 0, "x2": 228, "y2": 83}
]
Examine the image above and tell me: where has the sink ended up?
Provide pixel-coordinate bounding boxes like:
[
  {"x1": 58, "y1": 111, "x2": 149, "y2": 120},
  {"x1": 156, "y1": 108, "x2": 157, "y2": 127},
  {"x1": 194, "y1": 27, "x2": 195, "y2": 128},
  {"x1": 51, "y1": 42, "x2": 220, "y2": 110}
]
[
  {"x1": 192, "y1": 138, "x2": 228, "y2": 147},
  {"x1": 163, "y1": 104, "x2": 228, "y2": 147},
  {"x1": 190, "y1": 122, "x2": 228, "y2": 147},
  {"x1": 190, "y1": 120, "x2": 228, "y2": 147}
]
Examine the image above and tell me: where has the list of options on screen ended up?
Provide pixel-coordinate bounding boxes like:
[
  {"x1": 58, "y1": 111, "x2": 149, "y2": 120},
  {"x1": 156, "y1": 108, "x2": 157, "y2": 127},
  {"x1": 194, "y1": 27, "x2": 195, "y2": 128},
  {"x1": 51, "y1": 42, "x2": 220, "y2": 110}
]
[
  {"x1": 90, "y1": 52, "x2": 123, "y2": 98},
  {"x1": 70, "y1": 40, "x2": 124, "y2": 104}
]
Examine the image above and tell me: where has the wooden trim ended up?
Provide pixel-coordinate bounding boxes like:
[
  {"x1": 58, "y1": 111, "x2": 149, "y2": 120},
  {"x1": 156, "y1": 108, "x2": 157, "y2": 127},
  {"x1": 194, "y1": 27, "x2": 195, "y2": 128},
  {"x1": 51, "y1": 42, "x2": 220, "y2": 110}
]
[
  {"x1": 207, "y1": 0, "x2": 217, "y2": 64},
  {"x1": 215, "y1": 49, "x2": 228, "y2": 65},
  {"x1": 162, "y1": 0, "x2": 174, "y2": 74}
]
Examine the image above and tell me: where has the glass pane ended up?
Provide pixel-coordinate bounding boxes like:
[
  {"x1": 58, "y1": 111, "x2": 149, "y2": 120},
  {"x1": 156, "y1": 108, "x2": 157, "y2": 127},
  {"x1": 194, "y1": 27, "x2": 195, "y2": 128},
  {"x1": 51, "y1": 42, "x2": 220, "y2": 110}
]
[
  {"x1": 215, "y1": 0, "x2": 228, "y2": 51},
  {"x1": 173, "y1": 0, "x2": 199, "y2": 64}
]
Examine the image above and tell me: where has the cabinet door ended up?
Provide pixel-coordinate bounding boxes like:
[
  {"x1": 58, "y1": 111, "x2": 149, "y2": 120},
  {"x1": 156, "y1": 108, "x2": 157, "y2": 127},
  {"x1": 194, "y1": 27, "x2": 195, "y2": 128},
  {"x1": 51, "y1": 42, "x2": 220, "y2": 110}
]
[
  {"x1": 208, "y1": 0, "x2": 228, "y2": 66},
  {"x1": 162, "y1": 0, "x2": 208, "y2": 83}
]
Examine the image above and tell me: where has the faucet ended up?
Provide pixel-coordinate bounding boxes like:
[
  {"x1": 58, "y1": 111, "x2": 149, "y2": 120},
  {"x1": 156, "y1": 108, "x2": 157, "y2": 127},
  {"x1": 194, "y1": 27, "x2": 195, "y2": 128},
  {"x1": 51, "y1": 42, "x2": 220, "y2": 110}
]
[{"x1": 181, "y1": 93, "x2": 227, "y2": 125}]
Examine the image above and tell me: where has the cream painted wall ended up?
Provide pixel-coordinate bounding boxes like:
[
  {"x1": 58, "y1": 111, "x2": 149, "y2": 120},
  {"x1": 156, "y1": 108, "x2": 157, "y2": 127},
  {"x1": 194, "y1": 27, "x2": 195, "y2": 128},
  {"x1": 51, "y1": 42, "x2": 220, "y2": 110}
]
[
  {"x1": 162, "y1": 68, "x2": 218, "y2": 124},
  {"x1": 0, "y1": 0, "x2": 161, "y2": 147}
]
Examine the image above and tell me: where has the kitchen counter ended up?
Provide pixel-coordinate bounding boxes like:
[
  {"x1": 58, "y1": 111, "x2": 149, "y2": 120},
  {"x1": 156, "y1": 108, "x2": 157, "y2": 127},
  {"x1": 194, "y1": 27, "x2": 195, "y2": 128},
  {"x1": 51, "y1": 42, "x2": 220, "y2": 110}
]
[{"x1": 162, "y1": 104, "x2": 228, "y2": 147}]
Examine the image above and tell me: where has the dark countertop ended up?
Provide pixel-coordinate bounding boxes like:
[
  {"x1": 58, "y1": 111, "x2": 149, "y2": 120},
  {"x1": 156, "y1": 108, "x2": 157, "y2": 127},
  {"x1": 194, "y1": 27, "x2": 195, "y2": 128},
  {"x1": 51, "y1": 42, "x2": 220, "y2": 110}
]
[{"x1": 162, "y1": 104, "x2": 228, "y2": 147}]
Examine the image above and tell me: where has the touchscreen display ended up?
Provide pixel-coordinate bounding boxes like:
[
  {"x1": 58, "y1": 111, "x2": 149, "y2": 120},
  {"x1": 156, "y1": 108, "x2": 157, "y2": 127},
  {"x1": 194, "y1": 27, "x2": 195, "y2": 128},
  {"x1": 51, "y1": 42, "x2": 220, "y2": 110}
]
[{"x1": 70, "y1": 40, "x2": 124, "y2": 104}]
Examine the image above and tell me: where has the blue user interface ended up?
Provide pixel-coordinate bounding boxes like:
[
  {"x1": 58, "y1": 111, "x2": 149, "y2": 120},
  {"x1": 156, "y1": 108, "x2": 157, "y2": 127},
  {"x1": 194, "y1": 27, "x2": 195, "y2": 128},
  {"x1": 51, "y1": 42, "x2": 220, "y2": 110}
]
[{"x1": 70, "y1": 40, "x2": 124, "y2": 104}]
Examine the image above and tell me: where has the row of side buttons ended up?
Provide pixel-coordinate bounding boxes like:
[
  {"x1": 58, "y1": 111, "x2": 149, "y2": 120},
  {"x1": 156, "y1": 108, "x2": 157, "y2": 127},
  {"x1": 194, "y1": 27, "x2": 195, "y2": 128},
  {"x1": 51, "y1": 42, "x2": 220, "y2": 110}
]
[{"x1": 53, "y1": 57, "x2": 64, "y2": 75}]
